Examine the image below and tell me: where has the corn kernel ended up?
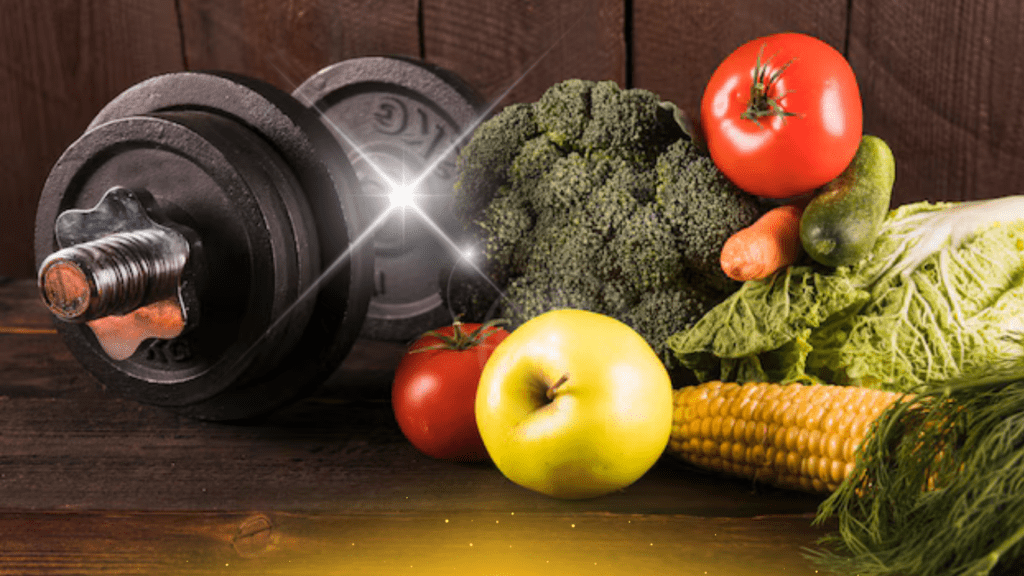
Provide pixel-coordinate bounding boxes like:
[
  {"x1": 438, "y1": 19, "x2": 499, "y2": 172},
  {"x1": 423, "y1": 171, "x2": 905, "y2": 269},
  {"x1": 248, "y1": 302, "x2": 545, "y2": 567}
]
[
  {"x1": 804, "y1": 405, "x2": 826, "y2": 430},
  {"x1": 731, "y1": 442, "x2": 745, "y2": 463},
  {"x1": 807, "y1": 429, "x2": 823, "y2": 457},
  {"x1": 740, "y1": 398, "x2": 757, "y2": 421},
  {"x1": 700, "y1": 418, "x2": 713, "y2": 441},
  {"x1": 772, "y1": 425, "x2": 787, "y2": 450},
  {"x1": 778, "y1": 400, "x2": 795, "y2": 426},
  {"x1": 749, "y1": 444, "x2": 766, "y2": 466},
  {"x1": 687, "y1": 420, "x2": 702, "y2": 441},
  {"x1": 797, "y1": 428, "x2": 811, "y2": 454},
  {"x1": 785, "y1": 451, "x2": 801, "y2": 474},
  {"x1": 784, "y1": 426, "x2": 800, "y2": 452},
  {"x1": 842, "y1": 436, "x2": 856, "y2": 461},
  {"x1": 747, "y1": 422, "x2": 760, "y2": 445},
  {"x1": 709, "y1": 394, "x2": 727, "y2": 417},
  {"x1": 826, "y1": 435, "x2": 841, "y2": 460},
  {"x1": 737, "y1": 417, "x2": 750, "y2": 442},
  {"x1": 822, "y1": 410, "x2": 838, "y2": 434},
  {"x1": 773, "y1": 447, "x2": 787, "y2": 470},
  {"x1": 721, "y1": 416, "x2": 736, "y2": 439},
  {"x1": 732, "y1": 397, "x2": 749, "y2": 419},
  {"x1": 830, "y1": 459, "x2": 845, "y2": 484},
  {"x1": 710, "y1": 416, "x2": 723, "y2": 440},
  {"x1": 700, "y1": 439, "x2": 717, "y2": 457}
]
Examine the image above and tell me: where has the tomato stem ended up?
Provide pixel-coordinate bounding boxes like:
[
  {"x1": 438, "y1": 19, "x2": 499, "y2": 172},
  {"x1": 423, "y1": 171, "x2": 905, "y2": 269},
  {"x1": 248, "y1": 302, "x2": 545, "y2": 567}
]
[
  {"x1": 411, "y1": 317, "x2": 508, "y2": 352},
  {"x1": 740, "y1": 43, "x2": 799, "y2": 126}
]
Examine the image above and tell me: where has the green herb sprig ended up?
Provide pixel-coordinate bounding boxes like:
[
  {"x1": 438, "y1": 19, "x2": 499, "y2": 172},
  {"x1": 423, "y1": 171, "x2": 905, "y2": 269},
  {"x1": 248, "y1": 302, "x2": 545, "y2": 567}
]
[{"x1": 809, "y1": 377, "x2": 1024, "y2": 576}]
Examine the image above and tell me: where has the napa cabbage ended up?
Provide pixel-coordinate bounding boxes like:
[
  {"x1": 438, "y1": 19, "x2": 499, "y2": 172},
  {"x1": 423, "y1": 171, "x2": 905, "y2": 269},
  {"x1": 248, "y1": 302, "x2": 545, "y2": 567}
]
[{"x1": 667, "y1": 196, "x2": 1024, "y2": 393}]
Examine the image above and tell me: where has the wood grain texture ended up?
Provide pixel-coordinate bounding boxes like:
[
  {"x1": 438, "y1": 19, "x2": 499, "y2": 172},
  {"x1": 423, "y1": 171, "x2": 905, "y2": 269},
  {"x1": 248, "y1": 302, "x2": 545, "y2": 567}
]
[
  {"x1": 847, "y1": 0, "x2": 1024, "y2": 203},
  {"x1": 0, "y1": 0, "x2": 183, "y2": 278},
  {"x1": 0, "y1": 279, "x2": 825, "y2": 517},
  {"x1": 422, "y1": 0, "x2": 626, "y2": 113},
  {"x1": 632, "y1": 0, "x2": 849, "y2": 123},
  {"x1": 0, "y1": 510, "x2": 829, "y2": 575},
  {"x1": 178, "y1": 0, "x2": 421, "y2": 91}
]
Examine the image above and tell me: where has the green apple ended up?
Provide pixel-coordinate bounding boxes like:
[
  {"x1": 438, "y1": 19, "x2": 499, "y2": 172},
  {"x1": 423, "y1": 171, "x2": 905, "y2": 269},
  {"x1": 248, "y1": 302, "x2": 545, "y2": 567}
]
[{"x1": 475, "y1": 309, "x2": 673, "y2": 499}]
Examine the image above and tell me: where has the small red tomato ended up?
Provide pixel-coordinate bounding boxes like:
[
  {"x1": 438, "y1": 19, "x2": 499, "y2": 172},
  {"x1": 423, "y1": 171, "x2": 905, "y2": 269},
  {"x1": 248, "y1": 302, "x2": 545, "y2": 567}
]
[
  {"x1": 391, "y1": 319, "x2": 509, "y2": 461},
  {"x1": 701, "y1": 32, "x2": 863, "y2": 198}
]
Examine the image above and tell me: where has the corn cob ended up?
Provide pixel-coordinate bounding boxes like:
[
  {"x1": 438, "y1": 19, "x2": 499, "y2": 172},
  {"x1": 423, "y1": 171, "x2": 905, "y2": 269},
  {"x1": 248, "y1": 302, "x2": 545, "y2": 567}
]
[{"x1": 668, "y1": 381, "x2": 904, "y2": 492}]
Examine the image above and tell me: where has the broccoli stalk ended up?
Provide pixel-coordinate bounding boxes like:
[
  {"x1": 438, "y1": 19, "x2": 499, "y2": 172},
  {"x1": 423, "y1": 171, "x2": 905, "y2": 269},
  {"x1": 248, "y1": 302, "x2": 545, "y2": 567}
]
[{"x1": 447, "y1": 79, "x2": 764, "y2": 367}]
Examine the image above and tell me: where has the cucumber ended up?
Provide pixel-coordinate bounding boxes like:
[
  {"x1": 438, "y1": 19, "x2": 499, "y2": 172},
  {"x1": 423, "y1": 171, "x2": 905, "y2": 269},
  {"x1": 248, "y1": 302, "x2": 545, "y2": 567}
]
[{"x1": 800, "y1": 135, "x2": 895, "y2": 267}]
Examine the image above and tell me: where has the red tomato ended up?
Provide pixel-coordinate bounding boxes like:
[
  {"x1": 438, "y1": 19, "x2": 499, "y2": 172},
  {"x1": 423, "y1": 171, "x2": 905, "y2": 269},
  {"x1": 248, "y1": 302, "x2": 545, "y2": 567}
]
[
  {"x1": 391, "y1": 321, "x2": 509, "y2": 462},
  {"x1": 700, "y1": 32, "x2": 863, "y2": 198}
]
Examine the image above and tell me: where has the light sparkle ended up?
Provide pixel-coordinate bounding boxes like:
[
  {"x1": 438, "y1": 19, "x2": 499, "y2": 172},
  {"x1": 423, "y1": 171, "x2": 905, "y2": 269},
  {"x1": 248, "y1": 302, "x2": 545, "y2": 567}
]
[{"x1": 250, "y1": 9, "x2": 591, "y2": 351}]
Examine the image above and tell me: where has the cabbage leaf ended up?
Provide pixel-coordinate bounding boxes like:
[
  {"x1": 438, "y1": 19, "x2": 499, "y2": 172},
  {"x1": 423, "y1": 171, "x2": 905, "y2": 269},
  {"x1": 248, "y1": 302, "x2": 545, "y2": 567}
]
[{"x1": 666, "y1": 198, "x2": 1024, "y2": 393}]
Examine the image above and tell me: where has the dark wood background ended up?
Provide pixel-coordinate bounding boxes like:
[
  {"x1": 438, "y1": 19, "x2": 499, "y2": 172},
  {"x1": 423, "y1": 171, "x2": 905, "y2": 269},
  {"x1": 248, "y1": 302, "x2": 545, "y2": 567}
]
[{"x1": 4, "y1": 0, "x2": 1024, "y2": 278}]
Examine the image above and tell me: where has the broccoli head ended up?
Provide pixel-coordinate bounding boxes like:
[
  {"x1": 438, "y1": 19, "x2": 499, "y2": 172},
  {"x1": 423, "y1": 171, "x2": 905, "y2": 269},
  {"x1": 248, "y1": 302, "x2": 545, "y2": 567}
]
[{"x1": 448, "y1": 79, "x2": 765, "y2": 366}]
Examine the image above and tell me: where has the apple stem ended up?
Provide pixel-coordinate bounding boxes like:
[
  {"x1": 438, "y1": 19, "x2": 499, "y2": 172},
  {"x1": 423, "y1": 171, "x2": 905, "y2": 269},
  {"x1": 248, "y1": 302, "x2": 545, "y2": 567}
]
[{"x1": 546, "y1": 373, "x2": 570, "y2": 401}]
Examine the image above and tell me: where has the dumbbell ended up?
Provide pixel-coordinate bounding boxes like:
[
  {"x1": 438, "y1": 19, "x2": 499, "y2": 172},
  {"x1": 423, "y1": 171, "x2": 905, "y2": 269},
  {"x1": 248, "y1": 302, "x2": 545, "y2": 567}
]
[{"x1": 34, "y1": 57, "x2": 482, "y2": 420}]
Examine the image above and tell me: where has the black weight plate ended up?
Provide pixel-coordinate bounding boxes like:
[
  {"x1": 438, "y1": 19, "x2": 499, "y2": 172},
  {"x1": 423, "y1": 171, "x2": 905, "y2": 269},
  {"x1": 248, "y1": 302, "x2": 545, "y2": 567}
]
[
  {"x1": 293, "y1": 57, "x2": 483, "y2": 340},
  {"x1": 37, "y1": 112, "x2": 315, "y2": 407},
  {"x1": 35, "y1": 72, "x2": 374, "y2": 420}
]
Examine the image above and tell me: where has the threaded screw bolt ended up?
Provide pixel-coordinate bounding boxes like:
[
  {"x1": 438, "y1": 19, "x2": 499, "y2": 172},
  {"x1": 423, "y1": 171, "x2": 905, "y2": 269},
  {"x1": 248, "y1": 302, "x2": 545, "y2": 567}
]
[{"x1": 39, "y1": 229, "x2": 188, "y2": 323}]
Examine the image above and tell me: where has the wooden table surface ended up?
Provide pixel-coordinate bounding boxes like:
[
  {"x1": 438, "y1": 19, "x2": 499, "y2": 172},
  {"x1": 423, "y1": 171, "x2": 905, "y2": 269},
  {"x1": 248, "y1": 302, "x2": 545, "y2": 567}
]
[{"x1": 0, "y1": 277, "x2": 833, "y2": 575}]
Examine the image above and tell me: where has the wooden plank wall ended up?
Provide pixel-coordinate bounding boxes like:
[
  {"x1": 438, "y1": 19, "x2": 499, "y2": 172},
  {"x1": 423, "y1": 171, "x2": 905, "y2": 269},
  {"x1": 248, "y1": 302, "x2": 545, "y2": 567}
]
[{"x1": 4, "y1": 0, "x2": 1024, "y2": 277}]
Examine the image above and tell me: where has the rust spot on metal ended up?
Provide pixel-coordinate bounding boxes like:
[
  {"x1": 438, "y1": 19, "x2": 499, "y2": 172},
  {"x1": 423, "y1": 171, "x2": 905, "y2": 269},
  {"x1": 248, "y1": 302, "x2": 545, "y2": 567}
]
[
  {"x1": 87, "y1": 298, "x2": 186, "y2": 360},
  {"x1": 40, "y1": 260, "x2": 92, "y2": 320}
]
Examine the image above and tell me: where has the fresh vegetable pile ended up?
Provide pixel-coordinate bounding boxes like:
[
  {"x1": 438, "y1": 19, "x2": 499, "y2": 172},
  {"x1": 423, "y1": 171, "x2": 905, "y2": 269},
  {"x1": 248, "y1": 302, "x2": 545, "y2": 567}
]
[{"x1": 387, "y1": 30, "x2": 1024, "y2": 576}]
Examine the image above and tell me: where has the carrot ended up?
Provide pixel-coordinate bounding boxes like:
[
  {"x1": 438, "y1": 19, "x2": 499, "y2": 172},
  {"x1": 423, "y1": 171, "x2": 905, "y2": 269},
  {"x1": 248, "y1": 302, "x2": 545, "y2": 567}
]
[{"x1": 720, "y1": 202, "x2": 805, "y2": 281}]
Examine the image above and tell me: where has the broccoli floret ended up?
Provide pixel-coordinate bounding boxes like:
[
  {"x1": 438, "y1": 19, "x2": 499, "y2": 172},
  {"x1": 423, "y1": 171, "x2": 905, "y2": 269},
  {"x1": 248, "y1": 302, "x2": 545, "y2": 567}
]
[
  {"x1": 509, "y1": 135, "x2": 563, "y2": 202},
  {"x1": 505, "y1": 273, "x2": 606, "y2": 324},
  {"x1": 656, "y1": 139, "x2": 765, "y2": 293},
  {"x1": 582, "y1": 80, "x2": 675, "y2": 163},
  {"x1": 479, "y1": 188, "x2": 532, "y2": 282},
  {"x1": 521, "y1": 211, "x2": 605, "y2": 282},
  {"x1": 451, "y1": 79, "x2": 765, "y2": 366},
  {"x1": 529, "y1": 152, "x2": 609, "y2": 214},
  {"x1": 455, "y1": 103, "x2": 540, "y2": 230},
  {"x1": 534, "y1": 79, "x2": 592, "y2": 148},
  {"x1": 606, "y1": 204, "x2": 685, "y2": 294},
  {"x1": 626, "y1": 286, "x2": 716, "y2": 367}
]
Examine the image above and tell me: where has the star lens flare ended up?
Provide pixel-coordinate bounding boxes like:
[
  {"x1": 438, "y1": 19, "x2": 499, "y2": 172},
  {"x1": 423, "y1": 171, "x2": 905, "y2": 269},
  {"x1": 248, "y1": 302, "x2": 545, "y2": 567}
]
[
  {"x1": 295, "y1": 88, "x2": 528, "y2": 322},
  {"x1": 253, "y1": 10, "x2": 589, "y2": 348}
]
